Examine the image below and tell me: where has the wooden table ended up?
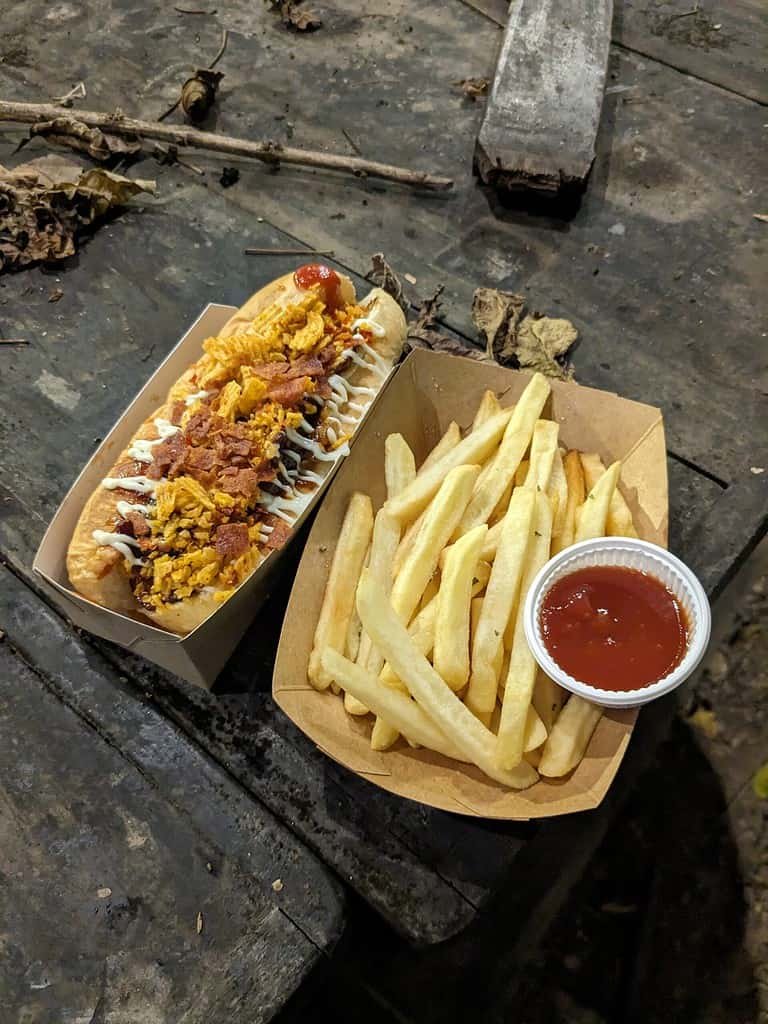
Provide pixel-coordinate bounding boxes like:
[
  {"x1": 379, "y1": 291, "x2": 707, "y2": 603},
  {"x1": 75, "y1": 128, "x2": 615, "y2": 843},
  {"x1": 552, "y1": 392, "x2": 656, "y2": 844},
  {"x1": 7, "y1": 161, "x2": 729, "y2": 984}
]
[{"x1": 1, "y1": 0, "x2": 766, "y2": 1018}]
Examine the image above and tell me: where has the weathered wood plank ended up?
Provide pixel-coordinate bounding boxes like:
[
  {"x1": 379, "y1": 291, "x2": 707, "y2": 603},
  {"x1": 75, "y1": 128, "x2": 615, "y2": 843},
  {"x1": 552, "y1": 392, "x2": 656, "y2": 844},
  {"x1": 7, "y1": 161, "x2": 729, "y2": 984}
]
[
  {"x1": 0, "y1": 563, "x2": 475, "y2": 944},
  {"x1": 615, "y1": 0, "x2": 768, "y2": 105},
  {"x1": 0, "y1": 640, "x2": 341, "y2": 1022},
  {"x1": 475, "y1": 0, "x2": 614, "y2": 193}
]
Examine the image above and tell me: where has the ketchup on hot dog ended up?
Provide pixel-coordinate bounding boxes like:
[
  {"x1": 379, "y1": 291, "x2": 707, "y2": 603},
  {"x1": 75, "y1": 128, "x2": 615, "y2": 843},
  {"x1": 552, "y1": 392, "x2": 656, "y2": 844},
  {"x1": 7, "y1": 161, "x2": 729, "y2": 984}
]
[{"x1": 294, "y1": 263, "x2": 343, "y2": 310}]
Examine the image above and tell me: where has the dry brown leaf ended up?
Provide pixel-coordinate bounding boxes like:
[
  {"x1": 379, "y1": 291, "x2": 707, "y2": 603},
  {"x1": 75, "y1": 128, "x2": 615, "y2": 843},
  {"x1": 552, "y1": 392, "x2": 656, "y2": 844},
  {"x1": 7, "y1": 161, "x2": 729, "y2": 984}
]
[
  {"x1": 367, "y1": 252, "x2": 408, "y2": 313},
  {"x1": 0, "y1": 158, "x2": 155, "y2": 272},
  {"x1": 455, "y1": 77, "x2": 489, "y2": 100},
  {"x1": 472, "y1": 287, "x2": 577, "y2": 379},
  {"x1": 269, "y1": 0, "x2": 321, "y2": 31},
  {"x1": 48, "y1": 286, "x2": 63, "y2": 303},
  {"x1": 181, "y1": 69, "x2": 224, "y2": 122},
  {"x1": 408, "y1": 286, "x2": 485, "y2": 360},
  {"x1": 30, "y1": 116, "x2": 142, "y2": 161}
]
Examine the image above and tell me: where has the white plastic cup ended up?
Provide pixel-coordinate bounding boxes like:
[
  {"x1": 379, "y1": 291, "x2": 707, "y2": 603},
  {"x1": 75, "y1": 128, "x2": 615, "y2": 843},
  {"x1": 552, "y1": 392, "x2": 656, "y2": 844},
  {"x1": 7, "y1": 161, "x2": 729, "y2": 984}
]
[{"x1": 523, "y1": 537, "x2": 711, "y2": 708}]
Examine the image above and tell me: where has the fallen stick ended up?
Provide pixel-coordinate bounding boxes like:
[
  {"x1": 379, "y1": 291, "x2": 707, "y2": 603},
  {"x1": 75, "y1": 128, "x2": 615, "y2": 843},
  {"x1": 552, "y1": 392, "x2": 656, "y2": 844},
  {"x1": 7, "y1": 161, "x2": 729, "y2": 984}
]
[{"x1": 0, "y1": 100, "x2": 453, "y2": 192}]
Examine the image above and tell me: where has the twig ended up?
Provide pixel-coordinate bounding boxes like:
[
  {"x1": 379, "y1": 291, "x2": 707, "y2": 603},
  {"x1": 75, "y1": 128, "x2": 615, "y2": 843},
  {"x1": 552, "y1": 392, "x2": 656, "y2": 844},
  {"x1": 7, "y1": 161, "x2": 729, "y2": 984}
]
[
  {"x1": 245, "y1": 247, "x2": 335, "y2": 256},
  {"x1": 456, "y1": 0, "x2": 506, "y2": 28},
  {"x1": 0, "y1": 100, "x2": 454, "y2": 191},
  {"x1": 209, "y1": 27, "x2": 229, "y2": 69},
  {"x1": 174, "y1": 5, "x2": 217, "y2": 13},
  {"x1": 153, "y1": 143, "x2": 205, "y2": 174},
  {"x1": 158, "y1": 28, "x2": 228, "y2": 122},
  {"x1": 667, "y1": 4, "x2": 699, "y2": 23},
  {"x1": 51, "y1": 82, "x2": 87, "y2": 107},
  {"x1": 0, "y1": 338, "x2": 29, "y2": 345},
  {"x1": 341, "y1": 127, "x2": 361, "y2": 156}
]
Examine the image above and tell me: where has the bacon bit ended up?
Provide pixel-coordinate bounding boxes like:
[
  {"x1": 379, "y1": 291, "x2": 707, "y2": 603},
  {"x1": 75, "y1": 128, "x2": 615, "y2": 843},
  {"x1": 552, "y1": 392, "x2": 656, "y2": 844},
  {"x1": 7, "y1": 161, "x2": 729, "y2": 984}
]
[
  {"x1": 315, "y1": 378, "x2": 332, "y2": 399},
  {"x1": 125, "y1": 511, "x2": 151, "y2": 537},
  {"x1": 263, "y1": 519, "x2": 292, "y2": 550},
  {"x1": 217, "y1": 467, "x2": 262, "y2": 497},
  {"x1": 214, "y1": 523, "x2": 250, "y2": 562},
  {"x1": 286, "y1": 355, "x2": 325, "y2": 379},
  {"x1": 248, "y1": 360, "x2": 291, "y2": 381},
  {"x1": 146, "y1": 433, "x2": 186, "y2": 480},
  {"x1": 184, "y1": 409, "x2": 215, "y2": 444},
  {"x1": 169, "y1": 400, "x2": 187, "y2": 426},
  {"x1": 182, "y1": 446, "x2": 217, "y2": 484},
  {"x1": 266, "y1": 376, "x2": 311, "y2": 406},
  {"x1": 318, "y1": 345, "x2": 339, "y2": 369}
]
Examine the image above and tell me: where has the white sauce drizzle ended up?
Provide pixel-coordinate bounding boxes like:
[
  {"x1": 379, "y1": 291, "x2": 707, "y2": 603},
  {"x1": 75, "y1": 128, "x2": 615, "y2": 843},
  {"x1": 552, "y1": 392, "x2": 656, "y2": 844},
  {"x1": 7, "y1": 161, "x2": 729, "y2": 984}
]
[
  {"x1": 285, "y1": 427, "x2": 348, "y2": 461},
  {"x1": 102, "y1": 475, "x2": 159, "y2": 495},
  {"x1": 126, "y1": 418, "x2": 180, "y2": 463},
  {"x1": 185, "y1": 389, "x2": 210, "y2": 406},
  {"x1": 351, "y1": 317, "x2": 386, "y2": 337},
  {"x1": 116, "y1": 500, "x2": 151, "y2": 518},
  {"x1": 326, "y1": 426, "x2": 337, "y2": 446},
  {"x1": 92, "y1": 530, "x2": 143, "y2": 566}
]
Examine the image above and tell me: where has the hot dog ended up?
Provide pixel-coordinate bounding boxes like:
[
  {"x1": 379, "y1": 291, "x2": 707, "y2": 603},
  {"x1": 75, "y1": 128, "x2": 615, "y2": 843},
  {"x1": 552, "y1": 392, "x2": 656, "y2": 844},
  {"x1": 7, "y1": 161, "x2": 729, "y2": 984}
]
[{"x1": 66, "y1": 265, "x2": 407, "y2": 634}]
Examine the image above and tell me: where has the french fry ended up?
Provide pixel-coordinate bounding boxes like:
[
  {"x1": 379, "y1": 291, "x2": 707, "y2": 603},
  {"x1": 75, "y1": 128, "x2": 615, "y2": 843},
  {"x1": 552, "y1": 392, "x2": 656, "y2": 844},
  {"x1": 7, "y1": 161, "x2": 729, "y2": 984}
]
[
  {"x1": 420, "y1": 573, "x2": 440, "y2": 611},
  {"x1": 385, "y1": 433, "x2": 416, "y2": 497},
  {"x1": 548, "y1": 449, "x2": 568, "y2": 551},
  {"x1": 524, "y1": 705, "x2": 548, "y2": 752},
  {"x1": 434, "y1": 524, "x2": 488, "y2": 690},
  {"x1": 374, "y1": 548, "x2": 483, "y2": 750},
  {"x1": 345, "y1": 602, "x2": 362, "y2": 662},
  {"x1": 496, "y1": 491, "x2": 553, "y2": 768},
  {"x1": 514, "y1": 460, "x2": 529, "y2": 487},
  {"x1": 385, "y1": 409, "x2": 513, "y2": 523},
  {"x1": 554, "y1": 450, "x2": 586, "y2": 553},
  {"x1": 466, "y1": 486, "x2": 536, "y2": 719},
  {"x1": 365, "y1": 434, "x2": 417, "y2": 725},
  {"x1": 392, "y1": 507, "x2": 425, "y2": 578},
  {"x1": 390, "y1": 464, "x2": 479, "y2": 626},
  {"x1": 356, "y1": 572, "x2": 538, "y2": 789},
  {"x1": 346, "y1": 509, "x2": 402, "y2": 715},
  {"x1": 580, "y1": 452, "x2": 638, "y2": 539},
  {"x1": 524, "y1": 746, "x2": 543, "y2": 769},
  {"x1": 472, "y1": 389, "x2": 502, "y2": 431},
  {"x1": 532, "y1": 669, "x2": 567, "y2": 733},
  {"x1": 574, "y1": 460, "x2": 621, "y2": 542},
  {"x1": 454, "y1": 373, "x2": 550, "y2": 536},
  {"x1": 490, "y1": 478, "x2": 514, "y2": 524},
  {"x1": 480, "y1": 519, "x2": 503, "y2": 562},
  {"x1": 418, "y1": 421, "x2": 461, "y2": 477},
  {"x1": 538, "y1": 696, "x2": 603, "y2": 777},
  {"x1": 308, "y1": 493, "x2": 374, "y2": 690},
  {"x1": 527, "y1": 420, "x2": 559, "y2": 492},
  {"x1": 322, "y1": 650, "x2": 470, "y2": 762}
]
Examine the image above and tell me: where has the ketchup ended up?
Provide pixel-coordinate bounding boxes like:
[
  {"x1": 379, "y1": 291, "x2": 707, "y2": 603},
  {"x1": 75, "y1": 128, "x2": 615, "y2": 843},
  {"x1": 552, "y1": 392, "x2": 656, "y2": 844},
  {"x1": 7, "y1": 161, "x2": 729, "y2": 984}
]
[
  {"x1": 294, "y1": 263, "x2": 343, "y2": 310},
  {"x1": 539, "y1": 566, "x2": 688, "y2": 691}
]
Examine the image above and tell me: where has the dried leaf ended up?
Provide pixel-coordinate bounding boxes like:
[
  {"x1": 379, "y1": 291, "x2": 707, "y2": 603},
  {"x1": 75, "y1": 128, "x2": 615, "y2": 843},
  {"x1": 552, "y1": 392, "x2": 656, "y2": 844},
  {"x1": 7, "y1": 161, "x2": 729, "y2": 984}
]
[
  {"x1": 181, "y1": 69, "x2": 224, "y2": 123},
  {"x1": 472, "y1": 287, "x2": 577, "y2": 379},
  {"x1": 753, "y1": 763, "x2": 768, "y2": 799},
  {"x1": 367, "y1": 252, "x2": 408, "y2": 313},
  {"x1": 455, "y1": 77, "x2": 489, "y2": 100},
  {"x1": 48, "y1": 286, "x2": 63, "y2": 303},
  {"x1": 0, "y1": 159, "x2": 155, "y2": 272},
  {"x1": 269, "y1": 0, "x2": 322, "y2": 31},
  {"x1": 473, "y1": 287, "x2": 526, "y2": 361},
  {"x1": 408, "y1": 286, "x2": 485, "y2": 360},
  {"x1": 687, "y1": 707, "x2": 720, "y2": 739},
  {"x1": 30, "y1": 116, "x2": 142, "y2": 161},
  {"x1": 196, "y1": 910, "x2": 204, "y2": 934}
]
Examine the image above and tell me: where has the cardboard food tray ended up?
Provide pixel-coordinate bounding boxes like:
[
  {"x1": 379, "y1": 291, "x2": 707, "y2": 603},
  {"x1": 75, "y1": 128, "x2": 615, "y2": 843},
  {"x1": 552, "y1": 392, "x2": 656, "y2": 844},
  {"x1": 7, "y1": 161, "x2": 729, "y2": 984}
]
[
  {"x1": 33, "y1": 304, "x2": 361, "y2": 689},
  {"x1": 273, "y1": 348, "x2": 668, "y2": 819}
]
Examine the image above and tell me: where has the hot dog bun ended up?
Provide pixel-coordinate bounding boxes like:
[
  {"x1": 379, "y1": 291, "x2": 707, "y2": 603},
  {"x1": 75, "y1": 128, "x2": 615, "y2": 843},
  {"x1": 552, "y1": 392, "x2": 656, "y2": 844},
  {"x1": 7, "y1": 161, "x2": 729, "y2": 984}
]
[{"x1": 66, "y1": 270, "x2": 406, "y2": 633}]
